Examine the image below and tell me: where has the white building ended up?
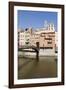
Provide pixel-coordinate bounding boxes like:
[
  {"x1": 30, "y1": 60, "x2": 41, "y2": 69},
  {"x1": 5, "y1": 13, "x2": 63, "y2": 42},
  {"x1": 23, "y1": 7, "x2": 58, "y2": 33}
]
[
  {"x1": 25, "y1": 30, "x2": 30, "y2": 46},
  {"x1": 18, "y1": 28, "x2": 32, "y2": 47},
  {"x1": 55, "y1": 32, "x2": 58, "y2": 48},
  {"x1": 18, "y1": 31, "x2": 25, "y2": 46}
]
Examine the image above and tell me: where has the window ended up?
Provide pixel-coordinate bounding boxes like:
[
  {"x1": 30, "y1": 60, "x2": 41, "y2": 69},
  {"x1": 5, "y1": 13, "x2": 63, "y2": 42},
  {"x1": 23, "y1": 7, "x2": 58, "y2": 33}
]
[
  {"x1": 48, "y1": 42, "x2": 52, "y2": 44},
  {"x1": 51, "y1": 27, "x2": 53, "y2": 30},
  {"x1": 48, "y1": 35, "x2": 55, "y2": 37},
  {"x1": 25, "y1": 42, "x2": 29, "y2": 44},
  {"x1": 45, "y1": 38, "x2": 52, "y2": 40},
  {"x1": 26, "y1": 39, "x2": 29, "y2": 41},
  {"x1": 40, "y1": 34, "x2": 45, "y2": 37}
]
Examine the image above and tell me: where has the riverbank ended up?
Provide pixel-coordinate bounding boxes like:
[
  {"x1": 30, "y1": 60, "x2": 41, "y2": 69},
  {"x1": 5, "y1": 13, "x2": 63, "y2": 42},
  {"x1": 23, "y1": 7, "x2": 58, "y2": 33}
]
[{"x1": 18, "y1": 49, "x2": 58, "y2": 57}]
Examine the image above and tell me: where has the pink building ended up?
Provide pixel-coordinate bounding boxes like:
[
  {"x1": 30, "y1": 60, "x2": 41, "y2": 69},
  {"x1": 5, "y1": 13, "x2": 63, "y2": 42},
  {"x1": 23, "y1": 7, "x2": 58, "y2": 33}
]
[{"x1": 40, "y1": 32, "x2": 55, "y2": 50}]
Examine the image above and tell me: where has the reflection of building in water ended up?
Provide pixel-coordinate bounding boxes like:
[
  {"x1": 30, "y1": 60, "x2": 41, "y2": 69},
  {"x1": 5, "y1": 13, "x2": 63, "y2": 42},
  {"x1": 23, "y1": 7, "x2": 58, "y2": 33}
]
[{"x1": 18, "y1": 23, "x2": 57, "y2": 51}]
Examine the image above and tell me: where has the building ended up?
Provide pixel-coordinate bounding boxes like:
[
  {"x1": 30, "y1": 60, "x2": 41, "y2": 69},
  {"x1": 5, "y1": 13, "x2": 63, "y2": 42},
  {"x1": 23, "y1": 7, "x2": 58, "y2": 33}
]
[
  {"x1": 55, "y1": 32, "x2": 58, "y2": 52},
  {"x1": 18, "y1": 23, "x2": 56, "y2": 51},
  {"x1": 18, "y1": 28, "x2": 32, "y2": 47},
  {"x1": 55, "y1": 32, "x2": 58, "y2": 47},
  {"x1": 30, "y1": 23, "x2": 55, "y2": 50},
  {"x1": 30, "y1": 33, "x2": 40, "y2": 46},
  {"x1": 40, "y1": 31, "x2": 55, "y2": 50},
  {"x1": 18, "y1": 31, "x2": 25, "y2": 46}
]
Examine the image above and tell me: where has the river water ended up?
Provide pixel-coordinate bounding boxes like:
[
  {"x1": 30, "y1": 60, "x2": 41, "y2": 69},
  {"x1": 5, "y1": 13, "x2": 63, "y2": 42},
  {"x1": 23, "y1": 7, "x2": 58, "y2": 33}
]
[{"x1": 18, "y1": 56, "x2": 57, "y2": 79}]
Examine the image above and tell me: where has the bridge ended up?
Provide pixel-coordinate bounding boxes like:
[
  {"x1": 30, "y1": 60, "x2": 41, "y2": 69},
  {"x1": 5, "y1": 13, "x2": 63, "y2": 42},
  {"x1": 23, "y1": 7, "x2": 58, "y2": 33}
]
[{"x1": 18, "y1": 43, "x2": 39, "y2": 61}]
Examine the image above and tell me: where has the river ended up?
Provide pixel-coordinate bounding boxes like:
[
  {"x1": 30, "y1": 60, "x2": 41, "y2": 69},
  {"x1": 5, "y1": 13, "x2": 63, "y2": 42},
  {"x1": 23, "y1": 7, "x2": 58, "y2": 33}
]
[{"x1": 18, "y1": 56, "x2": 57, "y2": 79}]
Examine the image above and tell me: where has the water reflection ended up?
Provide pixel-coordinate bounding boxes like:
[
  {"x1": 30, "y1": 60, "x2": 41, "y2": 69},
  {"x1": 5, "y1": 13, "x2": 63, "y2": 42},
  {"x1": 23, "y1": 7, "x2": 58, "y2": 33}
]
[{"x1": 18, "y1": 56, "x2": 57, "y2": 79}]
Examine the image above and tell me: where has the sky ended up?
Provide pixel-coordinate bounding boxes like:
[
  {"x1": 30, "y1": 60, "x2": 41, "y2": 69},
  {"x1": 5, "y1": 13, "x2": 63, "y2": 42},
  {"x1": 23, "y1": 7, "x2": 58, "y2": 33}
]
[{"x1": 17, "y1": 10, "x2": 57, "y2": 31}]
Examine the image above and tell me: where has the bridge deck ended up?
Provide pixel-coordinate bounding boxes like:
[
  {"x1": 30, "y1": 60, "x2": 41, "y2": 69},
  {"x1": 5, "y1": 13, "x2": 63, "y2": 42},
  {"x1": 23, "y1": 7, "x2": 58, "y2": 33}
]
[
  {"x1": 18, "y1": 45, "x2": 39, "y2": 60},
  {"x1": 18, "y1": 46, "x2": 39, "y2": 52}
]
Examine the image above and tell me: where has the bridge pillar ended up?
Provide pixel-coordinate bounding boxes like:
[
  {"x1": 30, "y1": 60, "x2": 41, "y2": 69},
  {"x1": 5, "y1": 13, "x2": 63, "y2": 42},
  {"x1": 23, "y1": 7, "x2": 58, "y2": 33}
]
[
  {"x1": 36, "y1": 42, "x2": 39, "y2": 61},
  {"x1": 36, "y1": 51, "x2": 39, "y2": 61}
]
